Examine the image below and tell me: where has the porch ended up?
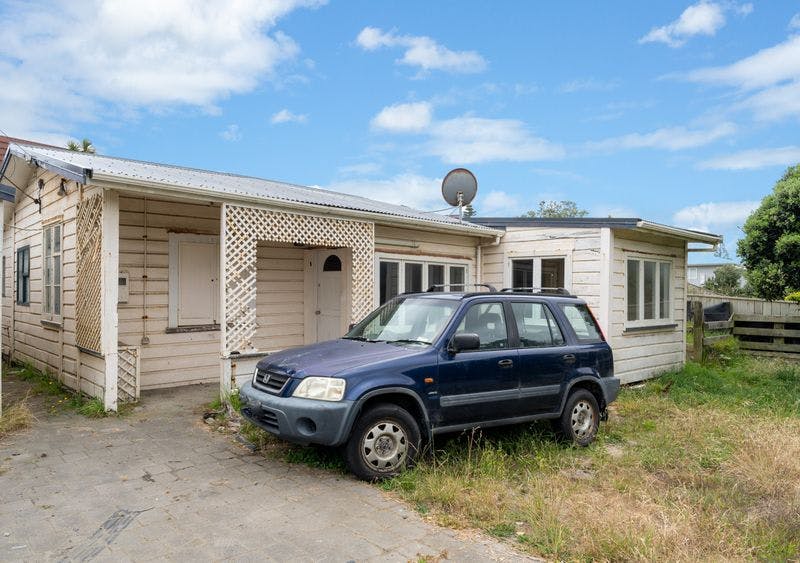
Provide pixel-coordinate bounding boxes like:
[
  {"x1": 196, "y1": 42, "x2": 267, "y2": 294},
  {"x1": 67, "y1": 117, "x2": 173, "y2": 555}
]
[{"x1": 77, "y1": 190, "x2": 374, "y2": 409}]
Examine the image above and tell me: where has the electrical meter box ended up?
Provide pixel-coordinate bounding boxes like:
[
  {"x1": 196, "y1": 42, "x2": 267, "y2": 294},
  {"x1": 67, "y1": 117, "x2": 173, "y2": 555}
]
[{"x1": 118, "y1": 271, "x2": 129, "y2": 303}]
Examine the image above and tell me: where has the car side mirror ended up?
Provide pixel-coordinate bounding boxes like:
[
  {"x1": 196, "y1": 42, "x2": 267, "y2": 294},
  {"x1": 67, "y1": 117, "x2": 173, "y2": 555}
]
[
  {"x1": 348, "y1": 323, "x2": 356, "y2": 330},
  {"x1": 449, "y1": 333, "x2": 480, "y2": 354}
]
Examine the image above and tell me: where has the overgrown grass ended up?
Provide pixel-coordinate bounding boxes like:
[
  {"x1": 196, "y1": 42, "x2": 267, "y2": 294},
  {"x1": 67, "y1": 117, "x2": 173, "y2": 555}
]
[
  {"x1": 381, "y1": 356, "x2": 800, "y2": 561},
  {"x1": 7, "y1": 362, "x2": 128, "y2": 418},
  {"x1": 0, "y1": 398, "x2": 34, "y2": 438}
]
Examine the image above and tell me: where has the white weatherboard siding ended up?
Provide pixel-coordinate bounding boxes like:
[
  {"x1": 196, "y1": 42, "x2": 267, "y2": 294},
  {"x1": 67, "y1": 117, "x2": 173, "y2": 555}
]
[
  {"x1": 253, "y1": 243, "x2": 306, "y2": 353},
  {"x1": 609, "y1": 229, "x2": 687, "y2": 383},
  {"x1": 117, "y1": 195, "x2": 221, "y2": 390},
  {"x1": 2, "y1": 172, "x2": 105, "y2": 398},
  {"x1": 374, "y1": 224, "x2": 479, "y2": 264},
  {"x1": 481, "y1": 226, "x2": 604, "y2": 323}
]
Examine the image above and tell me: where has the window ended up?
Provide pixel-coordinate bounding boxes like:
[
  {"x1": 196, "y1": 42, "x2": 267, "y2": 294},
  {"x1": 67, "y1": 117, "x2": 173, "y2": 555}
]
[
  {"x1": 510, "y1": 257, "x2": 568, "y2": 291},
  {"x1": 43, "y1": 223, "x2": 63, "y2": 319},
  {"x1": 455, "y1": 302, "x2": 508, "y2": 349},
  {"x1": 377, "y1": 257, "x2": 468, "y2": 304},
  {"x1": 626, "y1": 258, "x2": 672, "y2": 325},
  {"x1": 16, "y1": 246, "x2": 30, "y2": 306},
  {"x1": 323, "y1": 255, "x2": 342, "y2": 271},
  {"x1": 511, "y1": 302, "x2": 564, "y2": 347},
  {"x1": 560, "y1": 303, "x2": 604, "y2": 342},
  {"x1": 168, "y1": 234, "x2": 220, "y2": 328}
]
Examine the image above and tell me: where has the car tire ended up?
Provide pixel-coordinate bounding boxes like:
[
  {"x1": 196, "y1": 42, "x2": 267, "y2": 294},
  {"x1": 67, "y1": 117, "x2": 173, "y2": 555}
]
[
  {"x1": 345, "y1": 404, "x2": 421, "y2": 481},
  {"x1": 558, "y1": 389, "x2": 600, "y2": 447}
]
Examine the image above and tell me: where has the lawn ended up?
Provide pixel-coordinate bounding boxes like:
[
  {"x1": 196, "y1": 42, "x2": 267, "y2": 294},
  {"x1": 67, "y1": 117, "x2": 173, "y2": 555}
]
[{"x1": 237, "y1": 352, "x2": 799, "y2": 561}]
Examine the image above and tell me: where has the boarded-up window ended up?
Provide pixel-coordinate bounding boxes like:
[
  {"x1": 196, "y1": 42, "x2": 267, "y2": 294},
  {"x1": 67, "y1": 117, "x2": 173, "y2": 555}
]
[{"x1": 169, "y1": 234, "x2": 220, "y2": 327}]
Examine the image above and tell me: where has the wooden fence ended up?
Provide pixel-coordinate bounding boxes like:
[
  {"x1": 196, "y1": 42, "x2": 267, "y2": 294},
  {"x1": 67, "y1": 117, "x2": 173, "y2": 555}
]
[
  {"x1": 689, "y1": 301, "x2": 800, "y2": 360},
  {"x1": 687, "y1": 291, "x2": 800, "y2": 317}
]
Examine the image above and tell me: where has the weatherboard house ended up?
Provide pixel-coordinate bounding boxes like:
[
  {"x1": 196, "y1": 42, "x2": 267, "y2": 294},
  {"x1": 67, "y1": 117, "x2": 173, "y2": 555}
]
[{"x1": 0, "y1": 143, "x2": 721, "y2": 410}]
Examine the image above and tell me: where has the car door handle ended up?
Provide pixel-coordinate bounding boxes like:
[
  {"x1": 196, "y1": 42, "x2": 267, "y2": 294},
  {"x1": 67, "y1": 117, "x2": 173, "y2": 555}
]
[
  {"x1": 562, "y1": 354, "x2": 577, "y2": 365},
  {"x1": 498, "y1": 359, "x2": 514, "y2": 369}
]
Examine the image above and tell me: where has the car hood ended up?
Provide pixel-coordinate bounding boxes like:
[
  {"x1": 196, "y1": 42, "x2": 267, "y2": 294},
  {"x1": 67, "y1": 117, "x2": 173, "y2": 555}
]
[{"x1": 256, "y1": 339, "x2": 425, "y2": 378}]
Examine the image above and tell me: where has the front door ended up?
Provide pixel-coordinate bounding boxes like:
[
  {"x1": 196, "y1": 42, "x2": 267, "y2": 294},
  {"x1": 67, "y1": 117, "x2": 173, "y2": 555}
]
[{"x1": 314, "y1": 249, "x2": 348, "y2": 342}]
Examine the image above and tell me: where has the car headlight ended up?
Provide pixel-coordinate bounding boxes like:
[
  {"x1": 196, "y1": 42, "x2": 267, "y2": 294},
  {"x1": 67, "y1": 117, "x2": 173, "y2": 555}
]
[{"x1": 292, "y1": 377, "x2": 346, "y2": 401}]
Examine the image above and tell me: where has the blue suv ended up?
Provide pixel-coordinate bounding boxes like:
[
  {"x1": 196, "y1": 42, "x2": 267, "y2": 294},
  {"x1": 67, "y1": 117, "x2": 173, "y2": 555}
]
[{"x1": 240, "y1": 287, "x2": 619, "y2": 481}]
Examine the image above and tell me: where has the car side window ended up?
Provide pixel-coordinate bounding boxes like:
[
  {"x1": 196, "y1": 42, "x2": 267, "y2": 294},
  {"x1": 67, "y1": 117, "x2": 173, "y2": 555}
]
[
  {"x1": 511, "y1": 302, "x2": 564, "y2": 348},
  {"x1": 560, "y1": 303, "x2": 604, "y2": 342},
  {"x1": 455, "y1": 302, "x2": 508, "y2": 350}
]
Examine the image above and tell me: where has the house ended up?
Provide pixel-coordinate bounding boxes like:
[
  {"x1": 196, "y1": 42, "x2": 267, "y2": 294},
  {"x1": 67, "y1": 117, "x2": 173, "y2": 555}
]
[
  {"x1": 687, "y1": 262, "x2": 745, "y2": 287},
  {"x1": 0, "y1": 143, "x2": 721, "y2": 411}
]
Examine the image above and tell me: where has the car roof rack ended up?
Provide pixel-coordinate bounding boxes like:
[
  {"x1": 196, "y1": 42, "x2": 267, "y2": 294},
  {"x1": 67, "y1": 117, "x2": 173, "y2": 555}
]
[
  {"x1": 499, "y1": 287, "x2": 576, "y2": 297},
  {"x1": 426, "y1": 283, "x2": 497, "y2": 293}
]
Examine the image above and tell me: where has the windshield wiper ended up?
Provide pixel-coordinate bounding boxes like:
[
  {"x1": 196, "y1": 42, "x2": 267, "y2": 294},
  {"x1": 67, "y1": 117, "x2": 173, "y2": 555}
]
[
  {"x1": 342, "y1": 336, "x2": 377, "y2": 342},
  {"x1": 380, "y1": 338, "x2": 432, "y2": 346}
]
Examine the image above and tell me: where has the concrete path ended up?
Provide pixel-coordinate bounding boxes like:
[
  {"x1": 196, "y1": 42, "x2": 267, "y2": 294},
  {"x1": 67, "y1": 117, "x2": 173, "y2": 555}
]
[{"x1": 0, "y1": 383, "x2": 530, "y2": 562}]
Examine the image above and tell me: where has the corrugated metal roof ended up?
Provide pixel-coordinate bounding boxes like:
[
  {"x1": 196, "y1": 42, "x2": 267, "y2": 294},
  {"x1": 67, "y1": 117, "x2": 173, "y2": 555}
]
[{"x1": 8, "y1": 144, "x2": 500, "y2": 235}]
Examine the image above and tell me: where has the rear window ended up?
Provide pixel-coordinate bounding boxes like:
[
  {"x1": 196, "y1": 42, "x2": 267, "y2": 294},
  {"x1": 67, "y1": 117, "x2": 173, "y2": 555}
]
[{"x1": 560, "y1": 303, "x2": 604, "y2": 342}]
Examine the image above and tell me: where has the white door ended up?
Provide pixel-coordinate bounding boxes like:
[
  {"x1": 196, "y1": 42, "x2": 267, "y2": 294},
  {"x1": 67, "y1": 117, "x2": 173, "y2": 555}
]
[{"x1": 315, "y1": 250, "x2": 348, "y2": 341}]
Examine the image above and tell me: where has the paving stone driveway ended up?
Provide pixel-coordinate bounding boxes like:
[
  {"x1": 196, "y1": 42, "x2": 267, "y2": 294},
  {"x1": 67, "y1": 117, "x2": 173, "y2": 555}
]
[{"x1": 0, "y1": 384, "x2": 530, "y2": 562}]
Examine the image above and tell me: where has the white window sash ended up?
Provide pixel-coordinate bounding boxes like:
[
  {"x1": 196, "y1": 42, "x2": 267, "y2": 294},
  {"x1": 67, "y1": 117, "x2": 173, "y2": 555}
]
[
  {"x1": 625, "y1": 257, "x2": 674, "y2": 328},
  {"x1": 374, "y1": 253, "x2": 471, "y2": 306}
]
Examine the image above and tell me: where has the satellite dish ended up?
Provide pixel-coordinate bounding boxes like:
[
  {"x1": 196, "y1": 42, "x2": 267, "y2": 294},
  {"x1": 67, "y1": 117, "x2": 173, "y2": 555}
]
[{"x1": 441, "y1": 168, "x2": 478, "y2": 208}]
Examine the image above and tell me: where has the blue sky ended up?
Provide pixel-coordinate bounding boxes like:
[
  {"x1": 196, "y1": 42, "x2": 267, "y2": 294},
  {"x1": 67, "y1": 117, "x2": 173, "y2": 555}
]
[{"x1": 2, "y1": 1, "x2": 800, "y2": 263}]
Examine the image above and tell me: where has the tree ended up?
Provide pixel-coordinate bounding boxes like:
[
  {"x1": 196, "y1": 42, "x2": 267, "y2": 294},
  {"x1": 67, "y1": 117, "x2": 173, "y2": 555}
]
[
  {"x1": 66, "y1": 138, "x2": 95, "y2": 153},
  {"x1": 703, "y1": 264, "x2": 745, "y2": 296},
  {"x1": 738, "y1": 165, "x2": 800, "y2": 300},
  {"x1": 462, "y1": 203, "x2": 477, "y2": 218},
  {"x1": 522, "y1": 200, "x2": 589, "y2": 218}
]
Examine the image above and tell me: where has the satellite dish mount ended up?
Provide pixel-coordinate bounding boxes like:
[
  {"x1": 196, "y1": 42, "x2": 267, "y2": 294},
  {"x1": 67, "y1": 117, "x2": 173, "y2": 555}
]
[{"x1": 441, "y1": 168, "x2": 478, "y2": 220}]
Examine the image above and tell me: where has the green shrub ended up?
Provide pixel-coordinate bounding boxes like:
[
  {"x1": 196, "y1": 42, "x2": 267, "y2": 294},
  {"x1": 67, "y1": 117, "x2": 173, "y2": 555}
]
[{"x1": 784, "y1": 290, "x2": 800, "y2": 302}]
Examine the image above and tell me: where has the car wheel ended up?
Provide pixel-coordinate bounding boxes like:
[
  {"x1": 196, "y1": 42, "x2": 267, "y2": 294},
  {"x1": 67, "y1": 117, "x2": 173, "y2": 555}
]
[
  {"x1": 345, "y1": 404, "x2": 421, "y2": 481},
  {"x1": 558, "y1": 389, "x2": 600, "y2": 447}
]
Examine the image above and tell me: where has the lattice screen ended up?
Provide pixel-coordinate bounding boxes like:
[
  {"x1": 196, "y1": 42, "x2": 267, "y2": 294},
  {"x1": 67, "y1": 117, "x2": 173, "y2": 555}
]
[
  {"x1": 223, "y1": 204, "x2": 374, "y2": 354},
  {"x1": 118, "y1": 346, "x2": 140, "y2": 402},
  {"x1": 76, "y1": 193, "x2": 103, "y2": 354}
]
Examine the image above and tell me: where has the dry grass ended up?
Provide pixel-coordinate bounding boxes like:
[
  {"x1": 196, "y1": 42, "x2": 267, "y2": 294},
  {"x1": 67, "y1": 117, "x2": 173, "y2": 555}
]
[
  {"x1": 0, "y1": 398, "x2": 35, "y2": 439},
  {"x1": 383, "y1": 356, "x2": 800, "y2": 561}
]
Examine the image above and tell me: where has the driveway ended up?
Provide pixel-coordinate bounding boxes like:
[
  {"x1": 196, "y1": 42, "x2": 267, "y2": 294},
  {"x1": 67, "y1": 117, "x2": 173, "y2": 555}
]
[{"x1": 0, "y1": 383, "x2": 529, "y2": 562}]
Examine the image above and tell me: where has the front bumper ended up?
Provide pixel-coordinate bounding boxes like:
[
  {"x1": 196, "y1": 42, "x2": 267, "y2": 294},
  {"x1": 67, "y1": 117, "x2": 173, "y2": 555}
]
[{"x1": 239, "y1": 381, "x2": 355, "y2": 447}]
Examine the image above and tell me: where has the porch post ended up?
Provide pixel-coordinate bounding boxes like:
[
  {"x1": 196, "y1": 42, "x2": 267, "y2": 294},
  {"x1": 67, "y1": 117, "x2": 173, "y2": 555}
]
[
  {"x1": 101, "y1": 189, "x2": 119, "y2": 411},
  {"x1": 219, "y1": 203, "x2": 230, "y2": 398}
]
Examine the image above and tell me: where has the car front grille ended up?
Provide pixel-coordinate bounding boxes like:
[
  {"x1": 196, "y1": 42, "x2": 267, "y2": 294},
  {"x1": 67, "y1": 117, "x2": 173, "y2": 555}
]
[
  {"x1": 254, "y1": 368, "x2": 290, "y2": 395},
  {"x1": 242, "y1": 407, "x2": 279, "y2": 431}
]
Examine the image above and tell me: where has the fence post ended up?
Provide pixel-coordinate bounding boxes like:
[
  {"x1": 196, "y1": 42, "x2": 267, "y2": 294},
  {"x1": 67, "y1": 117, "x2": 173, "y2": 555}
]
[{"x1": 692, "y1": 301, "x2": 704, "y2": 362}]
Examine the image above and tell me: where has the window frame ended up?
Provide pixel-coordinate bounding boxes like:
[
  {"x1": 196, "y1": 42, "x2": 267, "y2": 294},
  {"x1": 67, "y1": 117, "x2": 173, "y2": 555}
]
[
  {"x1": 453, "y1": 301, "x2": 510, "y2": 351},
  {"x1": 374, "y1": 253, "x2": 471, "y2": 306},
  {"x1": 505, "y1": 254, "x2": 572, "y2": 291},
  {"x1": 510, "y1": 300, "x2": 566, "y2": 349},
  {"x1": 16, "y1": 245, "x2": 30, "y2": 306},
  {"x1": 624, "y1": 256, "x2": 674, "y2": 329},
  {"x1": 42, "y1": 222, "x2": 63, "y2": 322},
  {"x1": 168, "y1": 233, "x2": 221, "y2": 330}
]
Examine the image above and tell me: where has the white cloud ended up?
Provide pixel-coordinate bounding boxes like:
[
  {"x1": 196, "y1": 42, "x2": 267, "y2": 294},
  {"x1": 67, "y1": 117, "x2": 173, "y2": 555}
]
[
  {"x1": 698, "y1": 146, "x2": 800, "y2": 170},
  {"x1": 790, "y1": 13, "x2": 800, "y2": 29},
  {"x1": 479, "y1": 190, "x2": 521, "y2": 216},
  {"x1": 325, "y1": 173, "x2": 444, "y2": 210},
  {"x1": 589, "y1": 122, "x2": 736, "y2": 152},
  {"x1": 685, "y1": 35, "x2": 800, "y2": 90},
  {"x1": 590, "y1": 204, "x2": 639, "y2": 218},
  {"x1": 270, "y1": 109, "x2": 309, "y2": 124},
  {"x1": 429, "y1": 117, "x2": 565, "y2": 164},
  {"x1": 673, "y1": 200, "x2": 759, "y2": 232},
  {"x1": 220, "y1": 124, "x2": 242, "y2": 142},
  {"x1": 558, "y1": 78, "x2": 620, "y2": 93},
  {"x1": 370, "y1": 102, "x2": 432, "y2": 132},
  {"x1": 355, "y1": 27, "x2": 487, "y2": 74},
  {"x1": 0, "y1": 0, "x2": 322, "y2": 139},
  {"x1": 337, "y1": 162, "x2": 382, "y2": 177},
  {"x1": 640, "y1": 1, "x2": 728, "y2": 47}
]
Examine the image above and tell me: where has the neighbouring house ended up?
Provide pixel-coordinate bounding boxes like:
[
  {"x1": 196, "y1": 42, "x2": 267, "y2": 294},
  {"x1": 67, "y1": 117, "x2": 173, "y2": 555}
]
[
  {"x1": 687, "y1": 262, "x2": 745, "y2": 288},
  {"x1": 0, "y1": 143, "x2": 721, "y2": 411}
]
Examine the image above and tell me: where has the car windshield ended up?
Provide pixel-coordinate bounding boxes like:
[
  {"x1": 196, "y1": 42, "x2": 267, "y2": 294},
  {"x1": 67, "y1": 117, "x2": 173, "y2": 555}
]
[{"x1": 344, "y1": 297, "x2": 459, "y2": 345}]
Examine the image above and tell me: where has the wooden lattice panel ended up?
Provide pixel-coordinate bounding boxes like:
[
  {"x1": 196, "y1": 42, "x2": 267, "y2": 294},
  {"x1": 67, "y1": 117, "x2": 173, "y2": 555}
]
[
  {"x1": 118, "y1": 346, "x2": 140, "y2": 402},
  {"x1": 223, "y1": 204, "x2": 374, "y2": 354},
  {"x1": 76, "y1": 194, "x2": 103, "y2": 353}
]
